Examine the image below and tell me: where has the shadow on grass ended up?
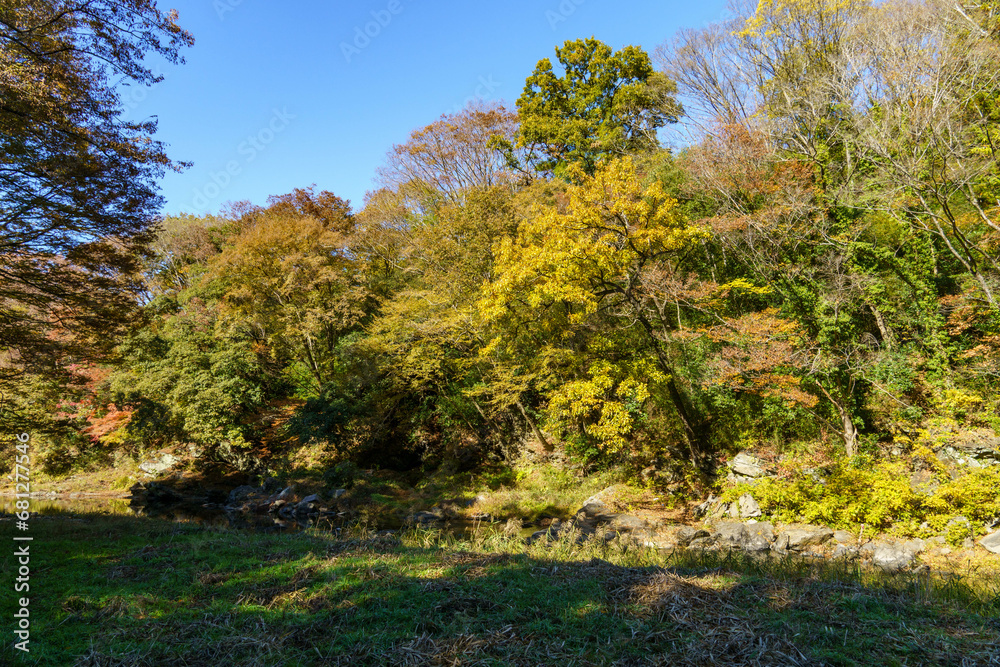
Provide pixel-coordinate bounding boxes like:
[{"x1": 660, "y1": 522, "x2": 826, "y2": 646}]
[{"x1": 1, "y1": 511, "x2": 998, "y2": 666}]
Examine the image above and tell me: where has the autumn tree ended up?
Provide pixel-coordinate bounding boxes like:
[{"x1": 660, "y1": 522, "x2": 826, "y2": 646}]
[
  {"x1": 376, "y1": 101, "x2": 523, "y2": 203},
  {"x1": 0, "y1": 0, "x2": 193, "y2": 395},
  {"x1": 480, "y1": 158, "x2": 723, "y2": 467},
  {"x1": 207, "y1": 190, "x2": 366, "y2": 396}
]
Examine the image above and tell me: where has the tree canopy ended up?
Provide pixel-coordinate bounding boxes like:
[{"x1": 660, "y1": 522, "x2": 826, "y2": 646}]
[
  {"x1": 0, "y1": 0, "x2": 192, "y2": 393},
  {"x1": 515, "y1": 37, "x2": 681, "y2": 177}
]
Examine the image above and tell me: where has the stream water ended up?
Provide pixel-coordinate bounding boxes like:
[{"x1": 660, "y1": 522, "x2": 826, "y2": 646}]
[{"x1": 0, "y1": 496, "x2": 513, "y2": 537}]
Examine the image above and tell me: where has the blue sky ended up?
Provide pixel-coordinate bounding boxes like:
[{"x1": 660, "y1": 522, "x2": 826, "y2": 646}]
[{"x1": 137, "y1": 0, "x2": 731, "y2": 216}]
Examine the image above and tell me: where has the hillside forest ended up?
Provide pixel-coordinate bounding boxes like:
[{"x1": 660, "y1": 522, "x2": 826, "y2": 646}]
[{"x1": 5, "y1": 0, "x2": 1000, "y2": 516}]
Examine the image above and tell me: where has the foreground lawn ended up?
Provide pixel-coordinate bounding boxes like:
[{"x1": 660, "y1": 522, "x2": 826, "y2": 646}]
[{"x1": 2, "y1": 513, "x2": 998, "y2": 666}]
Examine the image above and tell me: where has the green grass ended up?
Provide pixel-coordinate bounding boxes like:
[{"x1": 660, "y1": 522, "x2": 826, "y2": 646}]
[{"x1": 2, "y1": 513, "x2": 998, "y2": 666}]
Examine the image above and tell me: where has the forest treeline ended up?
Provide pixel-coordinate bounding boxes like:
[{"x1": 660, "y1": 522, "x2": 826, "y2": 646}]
[{"x1": 6, "y1": 0, "x2": 1000, "y2": 486}]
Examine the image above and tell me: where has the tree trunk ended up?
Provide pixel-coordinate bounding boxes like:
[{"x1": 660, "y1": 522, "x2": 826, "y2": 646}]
[{"x1": 515, "y1": 398, "x2": 552, "y2": 452}]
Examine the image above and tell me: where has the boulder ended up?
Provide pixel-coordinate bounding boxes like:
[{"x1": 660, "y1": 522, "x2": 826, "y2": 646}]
[
  {"x1": 950, "y1": 429, "x2": 1000, "y2": 464},
  {"x1": 865, "y1": 540, "x2": 923, "y2": 571},
  {"x1": 711, "y1": 500, "x2": 738, "y2": 519},
  {"x1": 269, "y1": 499, "x2": 287, "y2": 513},
  {"x1": 605, "y1": 514, "x2": 647, "y2": 532},
  {"x1": 138, "y1": 452, "x2": 179, "y2": 476},
  {"x1": 577, "y1": 501, "x2": 608, "y2": 519},
  {"x1": 712, "y1": 521, "x2": 749, "y2": 549},
  {"x1": 330, "y1": 488, "x2": 347, "y2": 500},
  {"x1": 688, "y1": 534, "x2": 716, "y2": 549},
  {"x1": 582, "y1": 485, "x2": 628, "y2": 508},
  {"x1": 833, "y1": 530, "x2": 855, "y2": 544},
  {"x1": 295, "y1": 494, "x2": 320, "y2": 513},
  {"x1": 831, "y1": 544, "x2": 858, "y2": 559},
  {"x1": 274, "y1": 486, "x2": 295, "y2": 502},
  {"x1": 744, "y1": 522, "x2": 774, "y2": 552},
  {"x1": 675, "y1": 526, "x2": 711, "y2": 547},
  {"x1": 738, "y1": 493, "x2": 762, "y2": 518},
  {"x1": 692, "y1": 495, "x2": 717, "y2": 519},
  {"x1": 775, "y1": 525, "x2": 834, "y2": 551},
  {"x1": 730, "y1": 452, "x2": 767, "y2": 478},
  {"x1": 979, "y1": 530, "x2": 1000, "y2": 554},
  {"x1": 228, "y1": 485, "x2": 260, "y2": 504}
]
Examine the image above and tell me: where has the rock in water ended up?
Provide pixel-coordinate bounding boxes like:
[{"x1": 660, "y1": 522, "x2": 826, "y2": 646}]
[{"x1": 228, "y1": 485, "x2": 260, "y2": 504}]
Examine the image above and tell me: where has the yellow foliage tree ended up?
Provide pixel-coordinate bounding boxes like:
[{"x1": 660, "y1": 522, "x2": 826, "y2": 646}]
[{"x1": 480, "y1": 158, "x2": 711, "y2": 460}]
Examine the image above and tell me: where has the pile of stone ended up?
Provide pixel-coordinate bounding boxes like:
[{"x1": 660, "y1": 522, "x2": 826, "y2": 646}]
[{"x1": 222, "y1": 484, "x2": 347, "y2": 521}]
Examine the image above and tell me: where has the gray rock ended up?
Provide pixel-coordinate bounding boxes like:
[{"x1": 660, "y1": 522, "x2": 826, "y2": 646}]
[
  {"x1": 605, "y1": 514, "x2": 647, "y2": 532},
  {"x1": 833, "y1": 530, "x2": 855, "y2": 544},
  {"x1": 730, "y1": 452, "x2": 767, "y2": 478},
  {"x1": 712, "y1": 521, "x2": 749, "y2": 549},
  {"x1": 950, "y1": 429, "x2": 1000, "y2": 463},
  {"x1": 139, "y1": 453, "x2": 179, "y2": 475},
  {"x1": 775, "y1": 525, "x2": 834, "y2": 551},
  {"x1": 330, "y1": 488, "x2": 347, "y2": 499},
  {"x1": 980, "y1": 530, "x2": 1000, "y2": 554},
  {"x1": 582, "y1": 485, "x2": 627, "y2": 508},
  {"x1": 269, "y1": 499, "x2": 287, "y2": 513},
  {"x1": 712, "y1": 501, "x2": 737, "y2": 519},
  {"x1": 676, "y1": 526, "x2": 711, "y2": 547},
  {"x1": 577, "y1": 501, "x2": 608, "y2": 519},
  {"x1": 832, "y1": 544, "x2": 858, "y2": 559},
  {"x1": 295, "y1": 494, "x2": 320, "y2": 512},
  {"x1": 744, "y1": 522, "x2": 774, "y2": 552},
  {"x1": 688, "y1": 535, "x2": 716, "y2": 549},
  {"x1": 738, "y1": 493, "x2": 762, "y2": 518},
  {"x1": 869, "y1": 541, "x2": 917, "y2": 571},
  {"x1": 692, "y1": 495, "x2": 717, "y2": 519},
  {"x1": 228, "y1": 485, "x2": 260, "y2": 504}
]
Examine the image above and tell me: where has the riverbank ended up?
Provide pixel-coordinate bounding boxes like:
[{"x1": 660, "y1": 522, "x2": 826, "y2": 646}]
[{"x1": 1, "y1": 511, "x2": 997, "y2": 666}]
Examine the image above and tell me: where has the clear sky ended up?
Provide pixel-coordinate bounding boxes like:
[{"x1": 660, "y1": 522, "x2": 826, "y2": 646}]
[{"x1": 137, "y1": 0, "x2": 731, "y2": 216}]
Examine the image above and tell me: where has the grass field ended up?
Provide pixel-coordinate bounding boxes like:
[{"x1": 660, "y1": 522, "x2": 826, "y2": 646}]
[{"x1": 2, "y1": 512, "x2": 998, "y2": 666}]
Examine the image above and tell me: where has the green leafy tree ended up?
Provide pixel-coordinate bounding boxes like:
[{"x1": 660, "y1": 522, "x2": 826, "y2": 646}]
[{"x1": 514, "y1": 38, "x2": 681, "y2": 177}]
